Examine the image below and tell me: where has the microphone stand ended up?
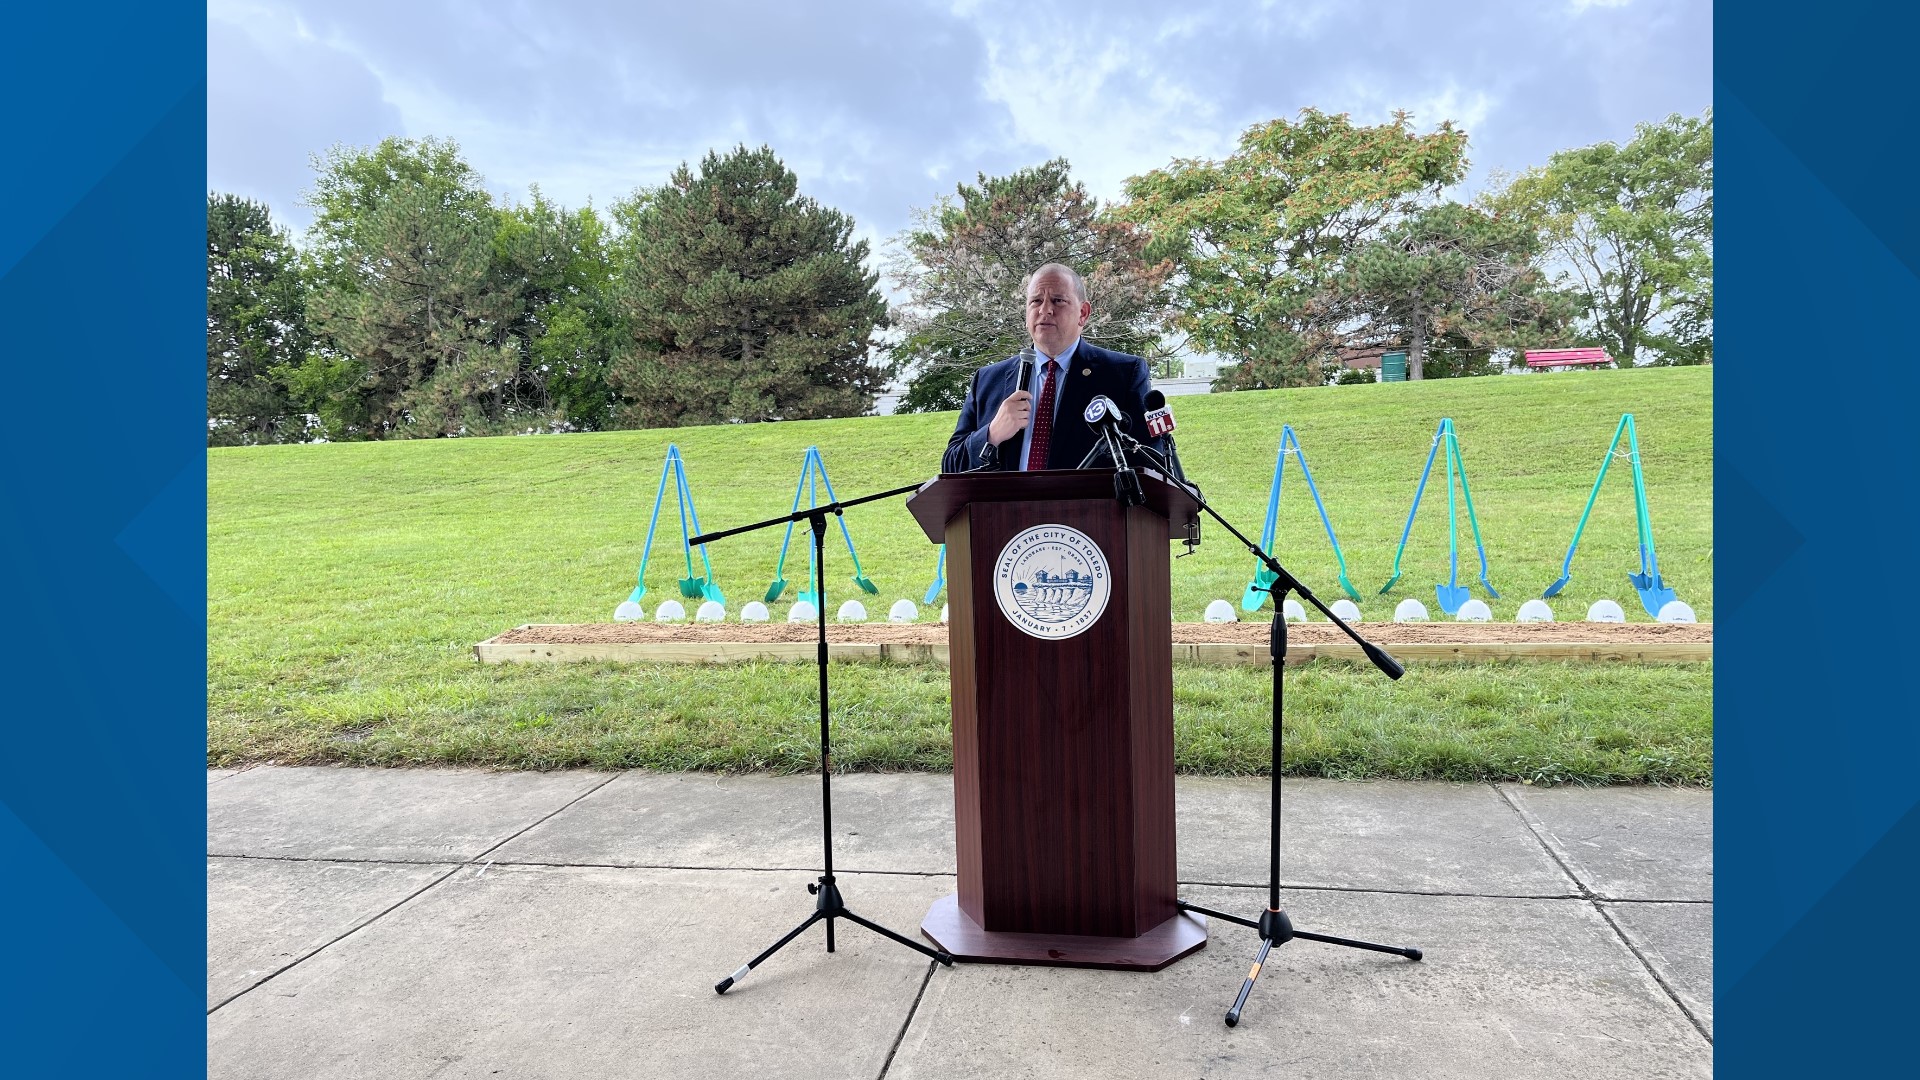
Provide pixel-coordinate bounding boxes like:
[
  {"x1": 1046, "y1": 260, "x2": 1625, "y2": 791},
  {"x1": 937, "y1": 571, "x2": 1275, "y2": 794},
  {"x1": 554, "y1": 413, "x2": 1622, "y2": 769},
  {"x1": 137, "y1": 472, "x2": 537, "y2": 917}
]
[
  {"x1": 1076, "y1": 421, "x2": 1146, "y2": 506},
  {"x1": 1111, "y1": 431, "x2": 1423, "y2": 1027},
  {"x1": 693, "y1": 482, "x2": 955, "y2": 994}
]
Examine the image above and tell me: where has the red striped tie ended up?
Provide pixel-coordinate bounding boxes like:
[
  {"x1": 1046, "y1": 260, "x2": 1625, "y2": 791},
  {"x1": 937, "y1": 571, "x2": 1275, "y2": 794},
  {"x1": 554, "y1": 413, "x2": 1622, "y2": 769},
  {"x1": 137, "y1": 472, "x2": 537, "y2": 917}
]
[{"x1": 1026, "y1": 360, "x2": 1059, "y2": 470}]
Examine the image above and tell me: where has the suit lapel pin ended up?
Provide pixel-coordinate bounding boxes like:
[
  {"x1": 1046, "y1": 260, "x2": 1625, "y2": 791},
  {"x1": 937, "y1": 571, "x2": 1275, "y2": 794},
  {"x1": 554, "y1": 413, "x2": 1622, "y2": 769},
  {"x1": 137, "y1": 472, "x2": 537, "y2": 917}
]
[{"x1": 1080, "y1": 367, "x2": 1091, "y2": 376}]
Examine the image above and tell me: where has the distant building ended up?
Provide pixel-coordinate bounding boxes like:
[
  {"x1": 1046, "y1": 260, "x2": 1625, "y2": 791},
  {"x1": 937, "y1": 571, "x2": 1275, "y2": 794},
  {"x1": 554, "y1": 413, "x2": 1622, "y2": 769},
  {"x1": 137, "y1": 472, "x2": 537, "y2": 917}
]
[
  {"x1": 1333, "y1": 345, "x2": 1398, "y2": 373},
  {"x1": 874, "y1": 381, "x2": 909, "y2": 416}
]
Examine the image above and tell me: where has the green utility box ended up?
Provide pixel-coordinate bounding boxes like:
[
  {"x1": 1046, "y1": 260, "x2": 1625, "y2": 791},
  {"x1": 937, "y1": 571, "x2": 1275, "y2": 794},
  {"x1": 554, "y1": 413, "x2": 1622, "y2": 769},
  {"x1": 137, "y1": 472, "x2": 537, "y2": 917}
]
[{"x1": 1381, "y1": 351, "x2": 1408, "y2": 382}]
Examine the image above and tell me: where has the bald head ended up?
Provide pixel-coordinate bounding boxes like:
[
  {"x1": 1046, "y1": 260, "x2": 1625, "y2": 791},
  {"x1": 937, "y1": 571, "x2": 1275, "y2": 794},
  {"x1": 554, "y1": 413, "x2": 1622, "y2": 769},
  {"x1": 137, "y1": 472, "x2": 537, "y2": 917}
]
[{"x1": 1024, "y1": 262, "x2": 1088, "y2": 303}]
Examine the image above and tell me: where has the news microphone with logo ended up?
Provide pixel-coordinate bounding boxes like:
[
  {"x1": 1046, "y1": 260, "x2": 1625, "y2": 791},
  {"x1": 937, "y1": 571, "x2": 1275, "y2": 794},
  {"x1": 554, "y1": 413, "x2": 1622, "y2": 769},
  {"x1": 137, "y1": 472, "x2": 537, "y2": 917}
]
[
  {"x1": 1082, "y1": 394, "x2": 1130, "y2": 432},
  {"x1": 1141, "y1": 388, "x2": 1200, "y2": 547},
  {"x1": 1081, "y1": 395, "x2": 1144, "y2": 505},
  {"x1": 1143, "y1": 389, "x2": 1176, "y2": 438}
]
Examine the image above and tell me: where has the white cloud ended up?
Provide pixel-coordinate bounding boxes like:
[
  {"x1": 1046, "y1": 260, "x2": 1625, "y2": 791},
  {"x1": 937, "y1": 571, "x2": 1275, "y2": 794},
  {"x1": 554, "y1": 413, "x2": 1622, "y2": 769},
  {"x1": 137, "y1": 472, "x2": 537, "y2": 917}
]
[{"x1": 207, "y1": 0, "x2": 1710, "y2": 249}]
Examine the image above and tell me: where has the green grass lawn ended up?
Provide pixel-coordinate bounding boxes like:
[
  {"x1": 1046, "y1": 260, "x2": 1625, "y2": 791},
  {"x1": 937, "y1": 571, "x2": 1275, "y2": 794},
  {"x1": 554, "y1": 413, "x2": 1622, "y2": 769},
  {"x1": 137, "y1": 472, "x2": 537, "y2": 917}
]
[{"x1": 210, "y1": 366, "x2": 1712, "y2": 782}]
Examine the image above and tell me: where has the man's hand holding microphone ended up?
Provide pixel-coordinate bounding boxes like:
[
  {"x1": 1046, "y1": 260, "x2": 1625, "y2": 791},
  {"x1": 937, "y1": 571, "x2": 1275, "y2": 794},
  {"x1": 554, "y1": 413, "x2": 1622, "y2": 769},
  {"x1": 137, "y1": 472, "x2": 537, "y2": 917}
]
[{"x1": 987, "y1": 347, "x2": 1037, "y2": 446}]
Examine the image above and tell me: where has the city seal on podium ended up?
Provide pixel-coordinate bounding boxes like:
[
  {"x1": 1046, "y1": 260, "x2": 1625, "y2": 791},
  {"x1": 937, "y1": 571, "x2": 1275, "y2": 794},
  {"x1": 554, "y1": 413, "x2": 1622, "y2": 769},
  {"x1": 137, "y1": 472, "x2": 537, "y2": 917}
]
[{"x1": 993, "y1": 524, "x2": 1112, "y2": 640}]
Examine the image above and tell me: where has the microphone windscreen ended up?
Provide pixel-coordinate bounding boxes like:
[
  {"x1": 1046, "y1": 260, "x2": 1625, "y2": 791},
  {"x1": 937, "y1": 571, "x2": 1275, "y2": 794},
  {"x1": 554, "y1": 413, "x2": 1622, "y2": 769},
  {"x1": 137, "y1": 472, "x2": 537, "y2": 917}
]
[
  {"x1": 1144, "y1": 389, "x2": 1167, "y2": 410},
  {"x1": 1082, "y1": 395, "x2": 1128, "y2": 429}
]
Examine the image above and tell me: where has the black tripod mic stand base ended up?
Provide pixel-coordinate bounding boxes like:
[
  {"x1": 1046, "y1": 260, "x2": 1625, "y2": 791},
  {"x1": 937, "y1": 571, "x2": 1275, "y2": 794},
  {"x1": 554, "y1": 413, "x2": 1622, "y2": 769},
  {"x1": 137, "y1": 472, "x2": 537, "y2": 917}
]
[
  {"x1": 715, "y1": 874, "x2": 955, "y2": 994},
  {"x1": 695, "y1": 500, "x2": 956, "y2": 998},
  {"x1": 1173, "y1": 900, "x2": 1421, "y2": 1025}
]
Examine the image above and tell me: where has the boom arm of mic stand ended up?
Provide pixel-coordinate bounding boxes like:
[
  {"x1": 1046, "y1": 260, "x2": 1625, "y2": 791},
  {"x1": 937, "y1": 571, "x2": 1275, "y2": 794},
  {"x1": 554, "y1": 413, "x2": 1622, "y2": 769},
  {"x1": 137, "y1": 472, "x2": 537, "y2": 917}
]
[
  {"x1": 690, "y1": 481, "x2": 924, "y2": 547},
  {"x1": 1112, "y1": 432, "x2": 1403, "y2": 680}
]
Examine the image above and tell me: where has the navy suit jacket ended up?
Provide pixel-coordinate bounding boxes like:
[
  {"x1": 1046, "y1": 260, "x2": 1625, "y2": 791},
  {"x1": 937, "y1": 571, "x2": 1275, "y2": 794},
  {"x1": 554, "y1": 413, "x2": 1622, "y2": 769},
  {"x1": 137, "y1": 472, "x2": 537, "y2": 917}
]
[{"x1": 941, "y1": 340, "x2": 1164, "y2": 473}]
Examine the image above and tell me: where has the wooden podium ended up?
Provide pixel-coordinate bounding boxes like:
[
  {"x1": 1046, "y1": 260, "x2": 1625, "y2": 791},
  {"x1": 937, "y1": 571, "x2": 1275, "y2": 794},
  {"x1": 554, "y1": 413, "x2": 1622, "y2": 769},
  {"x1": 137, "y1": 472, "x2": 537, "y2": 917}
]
[{"x1": 906, "y1": 469, "x2": 1208, "y2": 971}]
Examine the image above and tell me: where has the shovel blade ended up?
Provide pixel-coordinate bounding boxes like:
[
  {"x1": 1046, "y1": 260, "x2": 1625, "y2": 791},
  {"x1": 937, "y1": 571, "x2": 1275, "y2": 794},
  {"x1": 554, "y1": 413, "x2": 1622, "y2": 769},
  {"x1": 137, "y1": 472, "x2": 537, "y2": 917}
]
[
  {"x1": 764, "y1": 579, "x2": 787, "y2": 603},
  {"x1": 703, "y1": 582, "x2": 725, "y2": 605},
  {"x1": 1542, "y1": 574, "x2": 1571, "y2": 598},
  {"x1": 679, "y1": 578, "x2": 703, "y2": 599},
  {"x1": 1636, "y1": 585, "x2": 1677, "y2": 618},
  {"x1": 627, "y1": 585, "x2": 647, "y2": 604},
  {"x1": 1378, "y1": 571, "x2": 1402, "y2": 596},
  {"x1": 1435, "y1": 583, "x2": 1470, "y2": 615},
  {"x1": 1627, "y1": 571, "x2": 1653, "y2": 591},
  {"x1": 1337, "y1": 574, "x2": 1362, "y2": 604},
  {"x1": 922, "y1": 581, "x2": 943, "y2": 605},
  {"x1": 853, "y1": 575, "x2": 879, "y2": 595},
  {"x1": 797, "y1": 590, "x2": 818, "y2": 609}
]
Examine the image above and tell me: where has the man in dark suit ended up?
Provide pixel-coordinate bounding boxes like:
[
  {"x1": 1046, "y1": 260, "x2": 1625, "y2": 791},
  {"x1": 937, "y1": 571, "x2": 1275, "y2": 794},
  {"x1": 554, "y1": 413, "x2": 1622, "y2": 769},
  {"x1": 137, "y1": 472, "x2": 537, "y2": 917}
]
[{"x1": 941, "y1": 263, "x2": 1165, "y2": 473}]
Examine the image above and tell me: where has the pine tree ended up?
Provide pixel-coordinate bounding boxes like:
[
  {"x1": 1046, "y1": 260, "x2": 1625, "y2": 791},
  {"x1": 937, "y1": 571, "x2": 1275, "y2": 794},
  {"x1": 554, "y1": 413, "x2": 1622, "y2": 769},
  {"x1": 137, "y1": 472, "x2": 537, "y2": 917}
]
[
  {"x1": 605, "y1": 146, "x2": 888, "y2": 428},
  {"x1": 887, "y1": 159, "x2": 1173, "y2": 412},
  {"x1": 1338, "y1": 202, "x2": 1574, "y2": 380}
]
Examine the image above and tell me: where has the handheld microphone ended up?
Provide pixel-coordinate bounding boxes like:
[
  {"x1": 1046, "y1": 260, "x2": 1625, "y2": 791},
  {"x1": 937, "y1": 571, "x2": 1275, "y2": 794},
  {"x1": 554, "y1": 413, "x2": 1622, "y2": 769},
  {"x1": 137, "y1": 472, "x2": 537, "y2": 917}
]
[{"x1": 1015, "y1": 346, "x2": 1035, "y2": 394}]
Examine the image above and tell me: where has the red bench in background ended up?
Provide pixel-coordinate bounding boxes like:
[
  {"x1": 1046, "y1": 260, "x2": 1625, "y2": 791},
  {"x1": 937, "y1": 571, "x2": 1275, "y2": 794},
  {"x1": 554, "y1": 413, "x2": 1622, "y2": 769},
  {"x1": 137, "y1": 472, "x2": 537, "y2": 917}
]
[{"x1": 1525, "y1": 347, "x2": 1613, "y2": 368}]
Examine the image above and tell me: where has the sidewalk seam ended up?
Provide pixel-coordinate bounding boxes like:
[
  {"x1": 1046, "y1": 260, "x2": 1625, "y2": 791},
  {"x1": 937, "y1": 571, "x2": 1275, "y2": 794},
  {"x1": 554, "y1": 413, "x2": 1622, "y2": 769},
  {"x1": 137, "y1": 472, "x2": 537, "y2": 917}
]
[
  {"x1": 877, "y1": 960, "x2": 938, "y2": 1079},
  {"x1": 206, "y1": 863, "x2": 464, "y2": 1015},
  {"x1": 1181, "y1": 878, "x2": 1583, "y2": 901},
  {"x1": 207, "y1": 771, "x2": 623, "y2": 1015},
  {"x1": 1595, "y1": 901, "x2": 1714, "y2": 1045},
  {"x1": 471, "y1": 772, "x2": 625, "y2": 862},
  {"x1": 1491, "y1": 782, "x2": 1596, "y2": 899},
  {"x1": 207, "y1": 765, "x2": 256, "y2": 786},
  {"x1": 205, "y1": 853, "x2": 1625, "y2": 904},
  {"x1": 1492, "y1": 783, "x2": 1712, "y2": 1047}
]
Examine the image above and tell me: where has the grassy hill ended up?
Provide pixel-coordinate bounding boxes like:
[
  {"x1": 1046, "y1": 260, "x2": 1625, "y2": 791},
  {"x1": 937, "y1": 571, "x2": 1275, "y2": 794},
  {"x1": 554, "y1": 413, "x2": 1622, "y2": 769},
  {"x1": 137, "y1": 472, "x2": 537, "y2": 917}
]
[{"x1": 209, "y1": 366, "x2": 1712, "y2": 782}]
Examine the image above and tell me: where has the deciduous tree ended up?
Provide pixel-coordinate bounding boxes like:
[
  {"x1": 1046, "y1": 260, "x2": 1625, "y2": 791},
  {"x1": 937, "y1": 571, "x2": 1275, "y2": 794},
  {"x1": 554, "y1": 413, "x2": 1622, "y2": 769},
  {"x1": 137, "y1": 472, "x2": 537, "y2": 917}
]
[
  {"x1": 1121, "y1": 109, "x2": 1469, "y2": 388},
  {"x1": 1485, "y1": 111, "x2": 1713, "y2": 366}
]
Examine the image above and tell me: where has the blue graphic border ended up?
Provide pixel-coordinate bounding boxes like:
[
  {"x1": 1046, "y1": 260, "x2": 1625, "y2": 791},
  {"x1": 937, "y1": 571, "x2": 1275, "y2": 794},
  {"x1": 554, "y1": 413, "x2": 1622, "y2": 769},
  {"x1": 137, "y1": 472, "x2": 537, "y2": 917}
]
[
  {"x1": 0, "y1": 3, "x2": 206, "y2": 1074},
  {"x1": 3, "y1": 1, "x2": 1915, "y2": 1073},
  {"x1": 1716, "y1": 4, "x2": 1917, "y2": 1074}
]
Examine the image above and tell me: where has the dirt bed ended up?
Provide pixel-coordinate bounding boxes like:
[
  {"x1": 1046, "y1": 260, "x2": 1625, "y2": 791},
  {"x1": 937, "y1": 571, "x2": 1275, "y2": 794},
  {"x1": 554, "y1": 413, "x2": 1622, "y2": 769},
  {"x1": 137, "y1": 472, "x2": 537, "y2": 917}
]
[{"x1": 492, "y1": 620, "x2": 1712, "y2": 646}]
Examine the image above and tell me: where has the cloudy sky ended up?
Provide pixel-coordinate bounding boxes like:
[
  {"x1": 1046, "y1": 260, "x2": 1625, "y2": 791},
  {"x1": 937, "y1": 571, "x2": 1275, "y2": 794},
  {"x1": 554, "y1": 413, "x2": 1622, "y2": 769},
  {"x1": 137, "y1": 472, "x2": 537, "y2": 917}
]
[{"x1": 209, "y1": 0, "x2": 1710, "y2": 258}]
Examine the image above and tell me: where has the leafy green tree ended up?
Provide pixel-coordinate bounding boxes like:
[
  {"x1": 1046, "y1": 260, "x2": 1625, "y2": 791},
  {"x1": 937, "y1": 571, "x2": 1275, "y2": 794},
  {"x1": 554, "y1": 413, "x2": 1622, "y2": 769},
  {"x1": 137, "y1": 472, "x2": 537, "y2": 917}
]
[
  {"x1": 284, "y1": 138, "x2": 508, "y2": 437},
  {"x1": 605, "y1": 145, "x2": 888, "y2": 428},
  {"x1": 1485, "y1": 111, "x2": 1713, "y2": 366},
  {"x1": 1337, "y1": 202, "x2": 1573, "y2": 380},
  {"x1": 293, "y1": 138, "x2": 622, "y2": 438},
  {"x1": 207, "y1": 193, "x2": 309, "y2": 445},
  {"x1": 495, "y1": 192, "x2": 621, "y2": 431},
  {"x1": 307, "y1": 182, "x2": 540, "y2": 437},
  {"x1": 886, "y1": 158, "x2": 1173, "y2": 412},
  {"x1": 1121, "y1": 109, "x2": 1468, "y2": 388}
]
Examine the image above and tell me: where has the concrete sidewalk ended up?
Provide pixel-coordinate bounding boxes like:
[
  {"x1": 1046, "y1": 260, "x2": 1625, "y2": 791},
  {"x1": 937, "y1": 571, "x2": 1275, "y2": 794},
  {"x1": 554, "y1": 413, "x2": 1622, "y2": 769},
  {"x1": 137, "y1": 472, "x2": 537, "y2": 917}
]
[{"x1": 207, "y1": 768, "x2": 1711, "y2": 1078}]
